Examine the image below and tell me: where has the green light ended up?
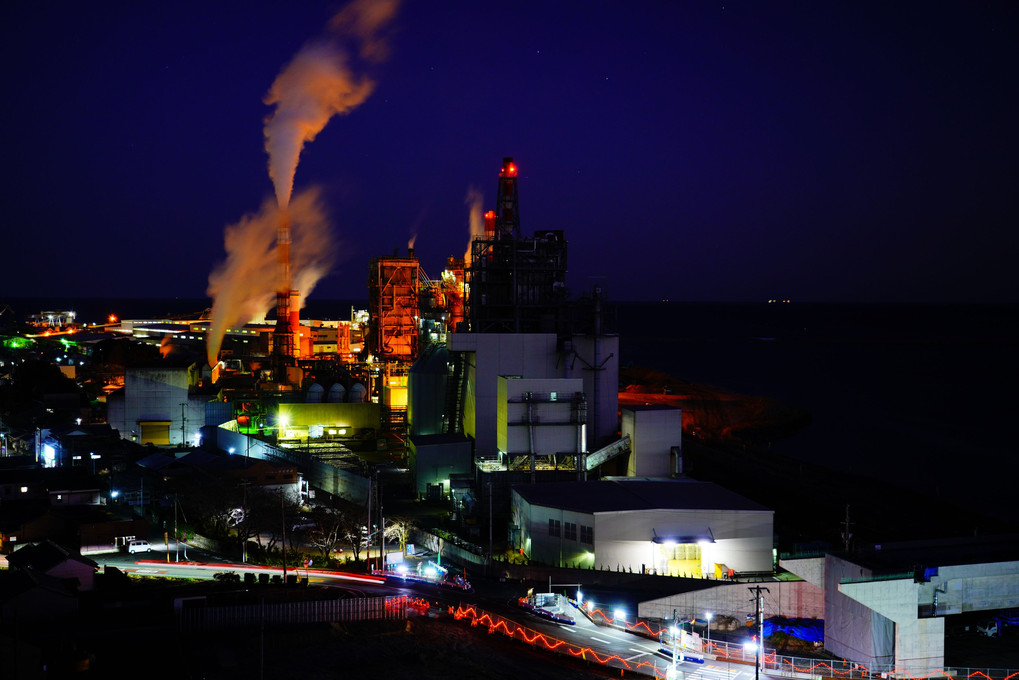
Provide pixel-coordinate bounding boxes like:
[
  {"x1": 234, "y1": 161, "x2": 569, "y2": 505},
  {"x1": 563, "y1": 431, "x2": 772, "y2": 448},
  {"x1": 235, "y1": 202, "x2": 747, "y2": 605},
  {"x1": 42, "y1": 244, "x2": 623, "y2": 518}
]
[{"x1": 3, "y1": 337, "x2": 34, "y2": 350}]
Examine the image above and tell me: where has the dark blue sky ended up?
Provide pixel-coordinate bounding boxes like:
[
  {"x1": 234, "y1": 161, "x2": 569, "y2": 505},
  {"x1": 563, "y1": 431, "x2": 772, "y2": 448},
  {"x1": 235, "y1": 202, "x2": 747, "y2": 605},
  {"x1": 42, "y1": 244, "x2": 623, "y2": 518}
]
[{"x1": 3, "y1": 1, "x2": 1017, "y2": 303}]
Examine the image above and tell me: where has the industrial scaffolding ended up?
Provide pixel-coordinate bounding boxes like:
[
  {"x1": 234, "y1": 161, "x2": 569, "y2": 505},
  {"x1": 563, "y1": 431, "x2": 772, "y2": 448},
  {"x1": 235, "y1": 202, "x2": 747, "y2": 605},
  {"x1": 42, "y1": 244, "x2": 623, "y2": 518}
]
[{"x1": 465, "y1": 230, "x2": 568, "y2": 334}]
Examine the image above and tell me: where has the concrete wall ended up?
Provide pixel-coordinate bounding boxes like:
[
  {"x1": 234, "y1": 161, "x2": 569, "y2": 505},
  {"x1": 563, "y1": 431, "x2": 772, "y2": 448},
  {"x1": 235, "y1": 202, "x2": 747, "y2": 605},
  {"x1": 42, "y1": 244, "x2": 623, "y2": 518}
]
[
  {"x1": 824, "y1": 555, "x2": 895, "y2": 667},
  {"x1": 838, "y1": 559, "x2": 1019, "y2": 675},
  {"x1": 497, "y1": 377, "x2": 584, "y2": 456},
  {"x1": 639, "y1": 578, "x2": 825, "y2": 623}
]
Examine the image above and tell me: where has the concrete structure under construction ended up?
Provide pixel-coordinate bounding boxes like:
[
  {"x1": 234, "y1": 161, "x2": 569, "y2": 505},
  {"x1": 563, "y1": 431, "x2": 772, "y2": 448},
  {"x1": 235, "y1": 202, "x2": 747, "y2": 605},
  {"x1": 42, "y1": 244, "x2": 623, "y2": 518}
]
[{"x1": 780, "y1": 536, "x2": 1019, "y2": 675}]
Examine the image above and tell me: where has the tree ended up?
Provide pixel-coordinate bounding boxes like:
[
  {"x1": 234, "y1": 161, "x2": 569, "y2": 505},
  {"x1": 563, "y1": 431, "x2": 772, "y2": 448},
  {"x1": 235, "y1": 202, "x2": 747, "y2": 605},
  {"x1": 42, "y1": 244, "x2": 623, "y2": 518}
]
[
  {"x1": 339, "y1": 510, "x2": 368, "y2": 562},
  {"x1": 306, "y1": 506, "x2": 344, "y2": 561},
  {"x1": 245, "y1": 487, "x2": 301, "y2": 555},
  {"x1": 176, "y1": 473, "x2": 237, "y2": 538},
  {"x1": 384, "y1": 517, "x2": 415, "y2": 555}
]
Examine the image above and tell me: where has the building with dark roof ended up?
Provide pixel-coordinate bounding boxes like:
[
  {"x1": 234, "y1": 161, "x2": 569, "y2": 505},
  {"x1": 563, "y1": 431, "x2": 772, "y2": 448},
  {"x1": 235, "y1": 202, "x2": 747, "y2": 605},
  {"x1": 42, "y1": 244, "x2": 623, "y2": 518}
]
[
  {"x1": 6, "y1": 539, "x2": 99, "y2": 591},
  {"x1": 511, "y1": 478, "x2": 773, "y2": 575}
]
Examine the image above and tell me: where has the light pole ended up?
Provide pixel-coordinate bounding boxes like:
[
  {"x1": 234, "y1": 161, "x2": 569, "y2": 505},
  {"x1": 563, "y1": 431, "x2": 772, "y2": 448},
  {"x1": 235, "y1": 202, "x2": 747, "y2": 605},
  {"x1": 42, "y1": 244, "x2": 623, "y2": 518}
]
[
  {"x1": 749, "y1": 585, "x2": 769, "y2": 680},
  {"x1": 179, "y1": 402, "x2": 187, "y2": 446},
  {"x1": 706, "y1": 611, "x2": 713, "y2": 650},
  {"x1": 667, "y1": 609, "x2": 679, "y2": 680}
]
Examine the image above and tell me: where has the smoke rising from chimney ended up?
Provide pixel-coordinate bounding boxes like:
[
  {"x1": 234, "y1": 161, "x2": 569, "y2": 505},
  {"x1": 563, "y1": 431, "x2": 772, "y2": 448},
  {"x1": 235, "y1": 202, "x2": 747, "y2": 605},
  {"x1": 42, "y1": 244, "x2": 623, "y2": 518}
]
[
  {"x1": 263, "y1": 0, "x2": 400, "y2": 209},
  {"x1": 206, "y1": 0, "x2": 400, "y2": 367},
  {"x1": 206, "y1": 187, "x2": 335, "y2": 366},
  {"x1": 464, "y1": 186, "x2": 484, "y2": 265}
]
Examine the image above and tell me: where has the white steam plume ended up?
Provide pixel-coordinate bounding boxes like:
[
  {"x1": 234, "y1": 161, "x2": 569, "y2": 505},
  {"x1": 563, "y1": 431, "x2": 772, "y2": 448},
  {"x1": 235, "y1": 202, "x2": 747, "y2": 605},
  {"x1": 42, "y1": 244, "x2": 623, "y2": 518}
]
[
  {"x1": 264, "y1": 0, "x2": 400, "y2": 209},
  {"x1": 206, "y1": 188, "x2": 335, "y2": 366},
  {"x1": 464, "y1": 186, "x2": 484, "y2": 265}
]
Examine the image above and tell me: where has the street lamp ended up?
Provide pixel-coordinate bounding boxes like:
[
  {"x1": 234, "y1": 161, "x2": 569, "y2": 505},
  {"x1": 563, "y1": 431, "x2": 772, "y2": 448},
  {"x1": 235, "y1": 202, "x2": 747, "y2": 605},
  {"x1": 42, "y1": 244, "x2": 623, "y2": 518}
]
[
  {"x1": 706, "y1": 611, "x2": 713, "y2": 649},
  {"x1": 667, "y1": 609, "x2": 680, "y2": 680}
]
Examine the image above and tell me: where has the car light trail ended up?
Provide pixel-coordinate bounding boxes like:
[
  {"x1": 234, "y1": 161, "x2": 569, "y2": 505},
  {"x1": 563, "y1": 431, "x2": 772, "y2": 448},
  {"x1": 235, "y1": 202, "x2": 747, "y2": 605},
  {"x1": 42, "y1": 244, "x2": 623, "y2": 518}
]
[{"x1": 132, "y1": 559, "x2": 386, "y2": 584}]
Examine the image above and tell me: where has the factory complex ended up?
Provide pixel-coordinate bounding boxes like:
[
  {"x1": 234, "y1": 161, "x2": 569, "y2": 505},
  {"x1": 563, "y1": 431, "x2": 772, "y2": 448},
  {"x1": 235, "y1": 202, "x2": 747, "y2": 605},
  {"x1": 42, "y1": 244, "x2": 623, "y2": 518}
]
[{"x1": 3, "y1": 159, "x2": 1017, "y2": 675}]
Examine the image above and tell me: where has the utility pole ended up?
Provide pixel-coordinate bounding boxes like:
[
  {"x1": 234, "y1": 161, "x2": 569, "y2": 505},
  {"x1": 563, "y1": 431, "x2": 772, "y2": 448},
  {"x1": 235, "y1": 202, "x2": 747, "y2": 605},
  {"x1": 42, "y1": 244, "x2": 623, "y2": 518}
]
[
  {"x1": 488, "y1": 478, "x2": 493, "y2": 565},
  {"x1": 280, "y1": 490, "x2": 288, "y2": 583},
  {"x1": 179, "y1": 402, "x2": 187, "y2": 447},
  {"x1": 841, "y1": 504, "x2": 854, "y2": 552},
  {"x1": 242, "y1": 483, "x2": 248, "y2": 563},
  {"x1": 667, "y1": 608, "x2": 679, "y2": 680},
  {"x1": 366, "y1": 472, "x2": 372, "y2": 570},
  {"x1": 748, "y1": 585, "x2": 770, "y2": 680}
]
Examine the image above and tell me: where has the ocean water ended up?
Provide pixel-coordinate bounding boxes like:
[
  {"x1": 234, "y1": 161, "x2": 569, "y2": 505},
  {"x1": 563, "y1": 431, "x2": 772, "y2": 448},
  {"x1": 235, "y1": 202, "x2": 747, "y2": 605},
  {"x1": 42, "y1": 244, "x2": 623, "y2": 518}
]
[
  {"x1": 8, "y1": 297, "x2": 1017, "y2": 524},
  {"x1": 615, "y1": 302, "x2": 1019, "y2": 526}
]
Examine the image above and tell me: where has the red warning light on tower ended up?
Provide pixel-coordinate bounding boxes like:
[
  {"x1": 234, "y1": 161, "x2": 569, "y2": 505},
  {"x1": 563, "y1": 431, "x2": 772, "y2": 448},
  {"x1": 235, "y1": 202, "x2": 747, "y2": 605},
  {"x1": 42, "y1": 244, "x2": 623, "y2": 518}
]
[{"x1": 500, "y1": 160, "x2": 518, "y2": 177}]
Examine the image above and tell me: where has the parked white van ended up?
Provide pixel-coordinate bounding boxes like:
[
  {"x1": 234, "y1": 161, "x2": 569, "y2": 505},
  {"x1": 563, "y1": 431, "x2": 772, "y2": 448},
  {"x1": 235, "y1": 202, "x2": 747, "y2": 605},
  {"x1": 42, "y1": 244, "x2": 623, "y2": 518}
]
[{"x1": 127, "y1": 539, "x2": 151, "y2": 554}]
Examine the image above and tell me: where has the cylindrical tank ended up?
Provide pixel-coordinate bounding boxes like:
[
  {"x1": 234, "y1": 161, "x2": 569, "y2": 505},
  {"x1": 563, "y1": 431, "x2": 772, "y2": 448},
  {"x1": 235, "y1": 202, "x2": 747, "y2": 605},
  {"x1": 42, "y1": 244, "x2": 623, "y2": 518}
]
[
  {"x1": 306, "y1": 382, "x2": 324, "y2": 403},
  {"x1": 326, "y1": 383, "x2": 347, "y2": 403},
  {"x1": 347, "y1": 382, "x2": 367, "y2": 403}
]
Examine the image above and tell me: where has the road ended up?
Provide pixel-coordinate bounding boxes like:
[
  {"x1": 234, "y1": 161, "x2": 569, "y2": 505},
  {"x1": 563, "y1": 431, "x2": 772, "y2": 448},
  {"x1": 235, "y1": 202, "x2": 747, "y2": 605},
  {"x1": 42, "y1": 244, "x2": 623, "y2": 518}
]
[{"x1": 97, "y1": 543, "x2": 772, "y2": 679}]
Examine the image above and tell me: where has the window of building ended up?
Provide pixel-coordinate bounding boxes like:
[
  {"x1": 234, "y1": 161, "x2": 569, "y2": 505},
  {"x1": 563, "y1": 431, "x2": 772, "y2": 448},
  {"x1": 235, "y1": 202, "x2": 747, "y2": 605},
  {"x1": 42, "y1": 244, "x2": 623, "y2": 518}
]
[
  {"x1": 564, "y1": 522, "x2": 577, "y2": 541},
  {"x1": 548, "y1": 519, "x2": 561, "y2": 537},
  {"x1": 580, "y1": 525, "x2": 594, "y2": 544}
]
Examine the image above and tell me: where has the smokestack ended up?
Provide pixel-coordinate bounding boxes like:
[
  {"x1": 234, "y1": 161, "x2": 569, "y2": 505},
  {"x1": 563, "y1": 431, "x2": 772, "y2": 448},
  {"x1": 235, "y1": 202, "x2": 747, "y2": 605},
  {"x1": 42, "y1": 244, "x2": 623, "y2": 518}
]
[
  {"x1": 290, "y1": 289, "x2": 301, "y2": 358},
  {"x1": 496, "y1": 157, "x2": 520, "y2": 240},
  {"x1": 273, "y1": 213, "x2": 295, "y2": 366}
]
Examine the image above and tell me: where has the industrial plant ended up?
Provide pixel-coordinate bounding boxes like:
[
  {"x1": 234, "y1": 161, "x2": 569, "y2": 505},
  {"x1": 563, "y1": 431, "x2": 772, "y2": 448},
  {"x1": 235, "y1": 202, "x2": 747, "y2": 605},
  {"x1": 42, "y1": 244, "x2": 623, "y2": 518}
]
[{"x1": 3, "y1": 158, "x2": 1018, "y2": 677}]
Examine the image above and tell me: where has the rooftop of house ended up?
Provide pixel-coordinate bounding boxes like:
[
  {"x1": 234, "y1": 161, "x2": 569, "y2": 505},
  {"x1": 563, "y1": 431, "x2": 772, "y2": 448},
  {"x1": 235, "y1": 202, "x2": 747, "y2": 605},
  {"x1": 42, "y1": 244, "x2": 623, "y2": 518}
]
[{"x1": 512, "y1": 477, "x2": 771, "y2": 514}]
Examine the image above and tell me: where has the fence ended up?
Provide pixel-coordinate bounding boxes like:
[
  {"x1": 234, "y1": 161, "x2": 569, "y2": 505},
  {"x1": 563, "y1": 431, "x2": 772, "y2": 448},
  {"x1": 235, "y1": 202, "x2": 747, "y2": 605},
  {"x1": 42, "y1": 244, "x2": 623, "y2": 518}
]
[{"x1": 178, "y1": 595, "x2": 407, "y2": 633}]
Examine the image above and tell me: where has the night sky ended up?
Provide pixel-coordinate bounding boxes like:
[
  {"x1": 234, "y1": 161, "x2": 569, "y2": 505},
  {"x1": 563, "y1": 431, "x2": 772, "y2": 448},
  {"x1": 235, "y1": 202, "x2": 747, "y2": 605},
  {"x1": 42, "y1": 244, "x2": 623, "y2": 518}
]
[{"x1": 3, "y1": 1, "x2": 1017, "y2": 304}]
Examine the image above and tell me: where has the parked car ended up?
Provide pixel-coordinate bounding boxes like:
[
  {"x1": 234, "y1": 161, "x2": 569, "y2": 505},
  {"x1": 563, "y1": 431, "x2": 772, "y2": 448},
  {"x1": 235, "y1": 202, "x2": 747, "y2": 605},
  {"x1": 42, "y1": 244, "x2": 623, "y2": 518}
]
[{"x1": 127, "y1": 539, "x2": 150, "y2": 554}]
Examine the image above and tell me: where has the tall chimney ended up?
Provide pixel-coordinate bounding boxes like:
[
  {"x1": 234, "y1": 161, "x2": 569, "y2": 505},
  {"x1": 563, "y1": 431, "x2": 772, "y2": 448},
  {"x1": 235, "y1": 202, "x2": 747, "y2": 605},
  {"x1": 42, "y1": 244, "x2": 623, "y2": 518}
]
[
  {"x1": 272, "y1": 213, "x2": 295, "y2": 367},
  {"x1": 290, "y1": 288, "x2": 301, "y2": 358}
]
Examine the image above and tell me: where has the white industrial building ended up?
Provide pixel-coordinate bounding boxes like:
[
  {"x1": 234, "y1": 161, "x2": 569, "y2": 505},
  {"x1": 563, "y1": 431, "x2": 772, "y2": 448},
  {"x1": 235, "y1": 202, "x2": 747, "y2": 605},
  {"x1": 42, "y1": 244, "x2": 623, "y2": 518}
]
[
  {"x1": 511, "y1": 478, "x2": 774, "y2": 575},
  {"x1": 106, "y1": 359, "x2": 207, "y2": 446},
  {"x1": 497, "y1": 376, "x2": 586, "y2": 471},
  {"x1": 621, "y1": 404, "x2": 682, "y2": 477},
  {"x1": 450, "y1": 331, "x2": 619, "y2": 465}
]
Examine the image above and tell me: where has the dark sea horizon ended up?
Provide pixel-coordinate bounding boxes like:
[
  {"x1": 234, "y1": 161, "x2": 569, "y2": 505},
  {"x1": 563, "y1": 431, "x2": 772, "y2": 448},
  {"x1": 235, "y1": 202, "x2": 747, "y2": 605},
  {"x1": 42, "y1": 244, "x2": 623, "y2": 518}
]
[{"x1": 7, "y1": 296, "x2": 1018, "y2": 526}]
